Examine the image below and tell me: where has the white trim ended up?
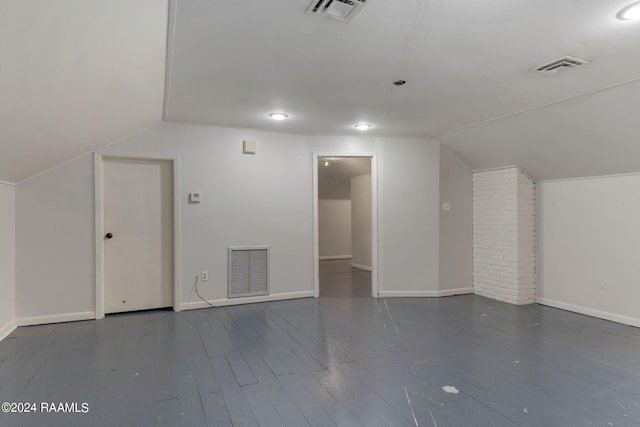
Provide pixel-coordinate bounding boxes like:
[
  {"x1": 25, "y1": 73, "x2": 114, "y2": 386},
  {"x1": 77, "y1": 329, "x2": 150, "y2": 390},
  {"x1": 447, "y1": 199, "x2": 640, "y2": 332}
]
[
  {"x1": 371, "y1": 152, "x2": 379, "y2": 296},
  {"x1": 536, "y1": 297, "x2": 640, "y2": 328},
  {"x1": 374, "y1": 137, "x2": 384, "y2": 295},
  {"x1": 319, "y1": 255, "x2": 351, "y2": 260},
  {"x1": 313, "y1": 152, "x2": 379, "y2": 298},
  {"x1": 95, "y1": 154, "x2": 181, "y2": 318},
  {"x1": 378, "y1": 288, "x2": 474, "y2": 298},
  {"x1": 350, "y1": 262, "x2": 372, "y2": 271},
  {"x1": 0, "y1": 180, "x2": 16, "y2": 186},
  {"x1": 15, "y1": 312, "x2": 95, "y2": 327},
  {"x1": 180, "y1": 291, "x2": 314, "y2": 310},
  {"x1": 312, "y1": 155, "x2": 320, "y2": 298},
  {"x1": 0, "y1": 320, "x2": 16, "y2": 342},
  {"x1": 173, "y1": 157, "x2": 182, "y2": 311},
  {"x1": 538, "y1": 170, "x2": 640, "y2": 184},
  {"x1": 94, "y1": 153, "x2": 104, "y2": 319}
]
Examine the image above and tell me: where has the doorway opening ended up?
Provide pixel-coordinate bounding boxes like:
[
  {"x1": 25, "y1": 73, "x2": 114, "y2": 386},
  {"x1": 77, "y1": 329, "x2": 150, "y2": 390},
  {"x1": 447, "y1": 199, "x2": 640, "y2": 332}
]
[{"x1": 313, "y1": 153, "x2": 377, "y2": 297}]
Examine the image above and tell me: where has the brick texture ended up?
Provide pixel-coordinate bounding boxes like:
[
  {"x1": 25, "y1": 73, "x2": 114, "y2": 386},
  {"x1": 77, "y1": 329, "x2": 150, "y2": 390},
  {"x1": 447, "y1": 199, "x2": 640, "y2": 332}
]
[{"x1": 472, "y1": 167, "x2": 536, "y2": 305}]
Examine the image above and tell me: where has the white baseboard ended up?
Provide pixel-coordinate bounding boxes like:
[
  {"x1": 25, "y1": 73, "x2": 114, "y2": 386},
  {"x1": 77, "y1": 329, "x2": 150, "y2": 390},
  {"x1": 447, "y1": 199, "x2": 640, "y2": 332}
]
[
  {"x1": 180, "y1": 290, "x2": 315, "y2": 310},
  {"x1": 15, "y1": 311, "x2": 96, "y2": 327},
  {"x1": 0, "y1": 319, "x2": 16, "y2": 342},
  {"x1": 319, "y1": 255, "x2": 351, "y2": 260},
  {"x1": 351, "y1": 263, "x2": 372, "y2": 271},
  {"x1": 378, "y1": 287, "x2": 474, "y2": 298},
  {"x1": 536, "y1": 297, "x2": 640, "y2": 328}
]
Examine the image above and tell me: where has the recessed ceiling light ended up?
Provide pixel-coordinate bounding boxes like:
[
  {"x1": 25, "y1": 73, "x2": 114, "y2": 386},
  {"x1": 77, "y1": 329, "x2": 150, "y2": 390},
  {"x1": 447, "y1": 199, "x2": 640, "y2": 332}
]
[
  {"x1": 618, "y1": 1, "x2": 640, "y2": 20},
  {"x1": 268, "y1": 112, "x2": 288, "y2": 120},
  {"x1": 354, "y1": 123, "x2": 372, "y2": 131},
  {"x1": 324, "y1": 161, "x2": 329, "y2": 167}
]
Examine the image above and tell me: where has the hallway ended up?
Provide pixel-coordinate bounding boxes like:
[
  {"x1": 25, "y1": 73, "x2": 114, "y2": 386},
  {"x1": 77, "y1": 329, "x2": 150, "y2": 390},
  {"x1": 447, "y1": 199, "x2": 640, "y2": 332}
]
[{"x1": 319, "y1": 259, "x2": 371, "y2": 297}]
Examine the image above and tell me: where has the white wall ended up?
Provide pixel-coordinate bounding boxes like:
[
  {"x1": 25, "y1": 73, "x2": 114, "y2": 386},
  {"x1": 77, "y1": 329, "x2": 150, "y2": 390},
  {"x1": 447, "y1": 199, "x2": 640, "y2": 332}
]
[
  {"x1": 318, "y1": 199, "x2": 351, "y2": 259},
  {"x1": 351, "y1": 174, "x2": 371, "y2": 270},
  {"x1": 11, "y1": 126, "x2": 456, "y2": 321},
  {"x1": 439, "y1": 146, "x2": 472, "y2": 293},
  {"x1": 380, "y1": 138, "x2": 440, "y2": 295},
  {"x1": 15, "y1": 154, "x2": 95, "y2": 321},
  {"x1": 318, "y1": 172, "x2": 350, "y2": 199},
  {"x1": 537, "y1": 174, "x2": 640, "y2": 326},
  {"x1": 0, "y1": 183, "x2": 15, "y2": 338},
  {"x1": 100, "y1": 123, "x2": 313, "y2": 307}
]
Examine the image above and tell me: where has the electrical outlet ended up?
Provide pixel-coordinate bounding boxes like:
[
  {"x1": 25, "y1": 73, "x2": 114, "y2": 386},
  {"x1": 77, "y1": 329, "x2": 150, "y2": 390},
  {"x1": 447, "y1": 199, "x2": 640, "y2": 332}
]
[
  {"x1": 442, "y1": 202, "x2": 450, "y2": 212},
  {"x1": 201, "y1": 271, "x2": 208, "y2": 281}
]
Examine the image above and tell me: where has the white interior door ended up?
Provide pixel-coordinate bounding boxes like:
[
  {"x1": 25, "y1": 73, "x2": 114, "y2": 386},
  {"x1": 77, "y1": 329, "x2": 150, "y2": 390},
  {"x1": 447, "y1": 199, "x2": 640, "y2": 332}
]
[{"x1": 104, "y1": 158, "x2": 173, "y2": 314}]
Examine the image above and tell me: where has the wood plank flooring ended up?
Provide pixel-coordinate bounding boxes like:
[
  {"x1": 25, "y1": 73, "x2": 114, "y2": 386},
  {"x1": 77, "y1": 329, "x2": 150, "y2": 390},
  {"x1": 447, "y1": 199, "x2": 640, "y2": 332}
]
[
  {"x1": 2, "y1": 293, "x2": 640, "y2": 426},
  {"x1": 319, "y1": 260, "x2": 371, "y2": 298}
]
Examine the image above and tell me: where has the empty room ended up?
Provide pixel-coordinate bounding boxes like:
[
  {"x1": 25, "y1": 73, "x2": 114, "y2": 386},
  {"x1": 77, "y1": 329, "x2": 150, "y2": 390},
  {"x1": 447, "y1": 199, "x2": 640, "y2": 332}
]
[{"x1": 1, "y1": 1, "x2": 640, "y2": 426}]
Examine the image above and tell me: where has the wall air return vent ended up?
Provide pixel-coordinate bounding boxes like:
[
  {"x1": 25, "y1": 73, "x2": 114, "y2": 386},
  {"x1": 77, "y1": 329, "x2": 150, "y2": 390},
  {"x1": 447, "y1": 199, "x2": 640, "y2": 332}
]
[
  {"x1": 307, "y1": 0, "x2": 370, "y2": 22},
  {"x1": 532, "y1": 56, "x2": 589, "y2": 75},
  {"x1": 228, "y1": 246, "x2": 270, "y2": 298}
]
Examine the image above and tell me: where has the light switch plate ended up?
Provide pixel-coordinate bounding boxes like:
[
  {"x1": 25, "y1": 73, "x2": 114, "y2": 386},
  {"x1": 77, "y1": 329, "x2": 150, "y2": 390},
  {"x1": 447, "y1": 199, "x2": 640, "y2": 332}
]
[{"x1": 442, "y1": 202, "x2": 450, "y2": 211}]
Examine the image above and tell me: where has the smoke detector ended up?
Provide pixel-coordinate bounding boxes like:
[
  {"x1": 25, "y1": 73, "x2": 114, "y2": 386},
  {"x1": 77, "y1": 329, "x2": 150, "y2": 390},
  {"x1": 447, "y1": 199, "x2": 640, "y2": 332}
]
[
  {"x1": 532, "y1": 56, "x2": 589, "y2": 75},
  {"x1": 307, "y1": 0, "x2": 370, "y2": 22}
]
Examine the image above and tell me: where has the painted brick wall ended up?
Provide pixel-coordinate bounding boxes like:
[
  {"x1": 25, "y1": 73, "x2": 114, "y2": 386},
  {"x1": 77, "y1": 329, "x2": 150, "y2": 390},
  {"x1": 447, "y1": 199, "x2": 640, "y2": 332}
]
[{"x1": 472, "y1": 167, "x2": 536, "y2": 305}]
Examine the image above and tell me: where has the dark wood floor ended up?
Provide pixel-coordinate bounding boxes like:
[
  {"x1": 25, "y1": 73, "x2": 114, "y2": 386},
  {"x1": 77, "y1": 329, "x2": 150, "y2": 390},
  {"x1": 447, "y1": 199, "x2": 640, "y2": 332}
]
[
  {"x1": 2, "y1": 284, "x2": 640, "y2": 425},
  {"x1": 319, "y1": 259, "x2": 371, "y2": 297}
]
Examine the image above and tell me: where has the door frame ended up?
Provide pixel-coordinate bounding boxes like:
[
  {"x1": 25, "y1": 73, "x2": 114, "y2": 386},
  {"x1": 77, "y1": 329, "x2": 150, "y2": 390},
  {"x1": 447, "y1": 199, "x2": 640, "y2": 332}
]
[
  {"x1": 313, "y1": 152, "x2": 379, "y2": 297},
  {"x1": 94, "y1": 153, "x2": 181, "y2": 319}
]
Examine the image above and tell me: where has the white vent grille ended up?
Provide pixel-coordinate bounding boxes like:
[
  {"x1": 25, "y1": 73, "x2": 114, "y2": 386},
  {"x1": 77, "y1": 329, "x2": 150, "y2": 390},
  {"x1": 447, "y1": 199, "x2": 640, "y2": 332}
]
[
  {"x1": 307, "y1": 0, "x2": 369, "y2": 22},
  {"x1": 228, "y1": 246, "x2": 270, "y2": 298},
  {"x1": 532, "y1": 56, "x2": 589, "y2": 75}
]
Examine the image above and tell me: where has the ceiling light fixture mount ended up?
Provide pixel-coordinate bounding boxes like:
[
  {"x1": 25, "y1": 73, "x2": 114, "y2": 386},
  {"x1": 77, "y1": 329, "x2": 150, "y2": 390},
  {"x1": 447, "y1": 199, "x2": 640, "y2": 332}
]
[
  {"x1": 354, "y1": 123, "x2": 372, "y2": 131},
  {"x1": 618, "y1": 1, "x2": 640, "y2": 20},
  {"x1": 268, "y1": 112, "x2": 288, "y2": 120}
]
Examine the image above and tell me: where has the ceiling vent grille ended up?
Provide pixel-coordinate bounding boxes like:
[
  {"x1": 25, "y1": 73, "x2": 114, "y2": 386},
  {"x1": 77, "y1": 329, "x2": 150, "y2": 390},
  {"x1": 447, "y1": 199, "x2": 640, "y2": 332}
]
[
  {"x1": 307, "y1": 0, "x2": 370, "y2": 22},
  {"x1": 532, "y1": 56, "x2": 589, "y2": 75}
]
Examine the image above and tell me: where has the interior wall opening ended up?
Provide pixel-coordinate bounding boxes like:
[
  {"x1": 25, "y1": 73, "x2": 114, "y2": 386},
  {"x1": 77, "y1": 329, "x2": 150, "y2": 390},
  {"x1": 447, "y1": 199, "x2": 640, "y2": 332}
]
[{"x1": 317, "y1": 156, "x2": 372, "y2": 297}]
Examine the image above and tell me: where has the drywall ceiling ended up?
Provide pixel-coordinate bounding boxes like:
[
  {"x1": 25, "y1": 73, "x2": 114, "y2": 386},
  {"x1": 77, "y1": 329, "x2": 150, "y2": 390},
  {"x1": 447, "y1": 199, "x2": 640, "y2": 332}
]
[
  {"x1": 3, "y1": 0, "x2": 640, "y2": 182},
  {"x1": 319, "y1": 157, "x2": 371, "y2": 181},
  {"x1": 0, "y1": 0, "x2": 168, "y2": 183},
  {"x1": 438, "y1": 78, "x2": 640, "y2": 180},
  {"x1": 164, "y1": 0, "x2": 640, "y2": 179}
]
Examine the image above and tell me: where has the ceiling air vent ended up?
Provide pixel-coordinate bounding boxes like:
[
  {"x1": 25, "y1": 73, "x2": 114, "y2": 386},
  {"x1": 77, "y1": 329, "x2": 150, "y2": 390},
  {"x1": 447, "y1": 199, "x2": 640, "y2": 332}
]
[
  {"x1": 532, "y1": 56, "x2": 589, "y2": 75},
  {"x1": 307, "y1": 0, "x2": 370, "y2": 22}
]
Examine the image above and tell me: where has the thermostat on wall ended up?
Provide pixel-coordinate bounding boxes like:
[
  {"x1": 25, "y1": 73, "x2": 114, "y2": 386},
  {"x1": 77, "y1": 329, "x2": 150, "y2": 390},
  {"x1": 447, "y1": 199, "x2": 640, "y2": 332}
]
[{"x1": 189, "y1": 192, "x2": 202, "y2": 203}]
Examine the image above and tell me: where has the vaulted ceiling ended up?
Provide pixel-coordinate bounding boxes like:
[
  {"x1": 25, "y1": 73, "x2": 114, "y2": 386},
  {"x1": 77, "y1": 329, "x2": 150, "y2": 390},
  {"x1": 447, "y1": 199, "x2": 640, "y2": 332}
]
[
  {"x1": 0, "y1": 0, "x2": 168, "y2": 183},
  {"x1": 2, "y1": 0, "x2": 640, "y2": 182}
]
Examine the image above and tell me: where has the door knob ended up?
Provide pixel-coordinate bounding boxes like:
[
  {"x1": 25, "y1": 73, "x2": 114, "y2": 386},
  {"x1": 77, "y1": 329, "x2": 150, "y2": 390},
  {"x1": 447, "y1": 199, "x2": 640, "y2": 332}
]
[{"x1": 105, "y1": 233, "x2": 113, "y2": 239}]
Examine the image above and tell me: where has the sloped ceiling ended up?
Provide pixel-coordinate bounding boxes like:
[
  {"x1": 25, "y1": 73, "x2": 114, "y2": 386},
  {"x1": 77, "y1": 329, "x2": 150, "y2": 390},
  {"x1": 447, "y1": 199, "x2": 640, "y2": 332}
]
[
  {"x1": 3, "y1": 0, "x2": 640, "y2": 182},
  {"x1": 0, "y1": 0, "x2": 168, "y2": 183},
  {"x1": 164, "y1": 0, "x2": 640, "y2": 179}
]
